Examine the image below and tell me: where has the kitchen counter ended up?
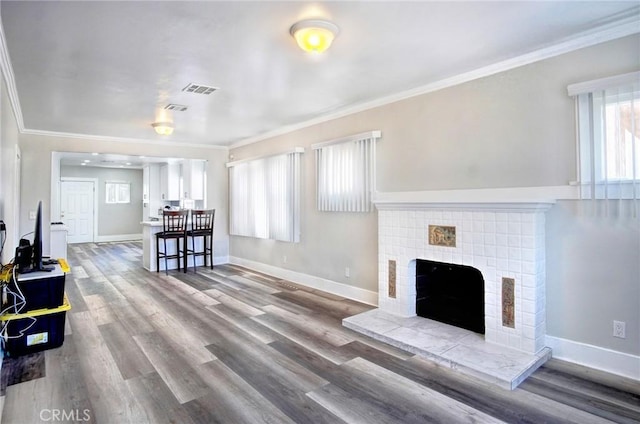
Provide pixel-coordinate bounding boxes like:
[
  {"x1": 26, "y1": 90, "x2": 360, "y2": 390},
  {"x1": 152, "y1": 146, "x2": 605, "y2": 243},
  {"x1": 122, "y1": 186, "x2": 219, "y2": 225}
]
[
  {"x1": 141, "y1": 220, "x2": 163, "y2": 227},
  {"x1": 141, "y1": 220, "x2": 204, "y2": 272},
  {"x1": 50, "y1": 223, "x2": 69, "y2": 260}
]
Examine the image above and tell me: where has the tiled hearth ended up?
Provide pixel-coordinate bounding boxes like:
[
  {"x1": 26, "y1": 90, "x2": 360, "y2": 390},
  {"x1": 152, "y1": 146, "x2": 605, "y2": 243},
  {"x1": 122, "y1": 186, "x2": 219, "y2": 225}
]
[{"x1": 344, "y1": 190, "x2": 558, "y2": 389}]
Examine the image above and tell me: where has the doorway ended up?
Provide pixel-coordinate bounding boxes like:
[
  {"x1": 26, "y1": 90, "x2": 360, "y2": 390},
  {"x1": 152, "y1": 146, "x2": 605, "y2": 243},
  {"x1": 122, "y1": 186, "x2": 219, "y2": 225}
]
[{"x1": 60, "y1": 180, "x2": 96, "y2": 243}]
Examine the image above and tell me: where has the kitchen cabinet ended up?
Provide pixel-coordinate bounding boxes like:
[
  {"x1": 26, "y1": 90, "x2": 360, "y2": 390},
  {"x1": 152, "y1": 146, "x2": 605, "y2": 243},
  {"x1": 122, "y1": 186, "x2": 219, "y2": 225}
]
[
  {"x1": 160, "y1": 162, "x2": 181, "y2": 201},
  {"x1": 182, "y1": 159, "x2": 206, "y2": 200},
  {"x1": 143, "y1": 164, "x2": 162, "y2": 219}
]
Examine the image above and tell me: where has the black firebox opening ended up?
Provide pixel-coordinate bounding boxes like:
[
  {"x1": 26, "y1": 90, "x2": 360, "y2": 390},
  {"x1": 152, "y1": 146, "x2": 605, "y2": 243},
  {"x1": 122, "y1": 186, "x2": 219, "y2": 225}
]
[{"x1": 416, "y1": 259, "x2": 485, "y2": 334}]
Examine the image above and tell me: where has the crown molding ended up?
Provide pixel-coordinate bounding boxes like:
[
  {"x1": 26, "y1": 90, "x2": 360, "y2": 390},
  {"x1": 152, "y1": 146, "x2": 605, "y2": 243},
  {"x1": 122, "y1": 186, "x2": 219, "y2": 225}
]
[
  {"x1": 231, "y1": 7, "x2": 640, "y2": 150},
  {"x1": 0, "y1": 17, "x2": 25, "y2": 132},
  {"x1": 21, "y1": 129, "x2": 228, "y2": 150}
]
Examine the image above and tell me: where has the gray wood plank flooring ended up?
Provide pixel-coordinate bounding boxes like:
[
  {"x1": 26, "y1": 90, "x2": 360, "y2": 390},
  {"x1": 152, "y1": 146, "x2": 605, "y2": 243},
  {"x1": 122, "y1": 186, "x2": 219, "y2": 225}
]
[{"x1": 1, "y1": 241, "x2": 638, "y2": 423}]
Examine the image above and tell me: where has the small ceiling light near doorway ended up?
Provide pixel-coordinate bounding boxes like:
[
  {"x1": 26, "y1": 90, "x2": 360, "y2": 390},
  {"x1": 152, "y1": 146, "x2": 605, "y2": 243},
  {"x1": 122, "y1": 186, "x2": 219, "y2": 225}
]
[
  {"x1": 152, "y1": 122, "x2": 174, "y2": 136},
  {"x1": 290, "y1": 19, "x2": 339, "y2": 53}
]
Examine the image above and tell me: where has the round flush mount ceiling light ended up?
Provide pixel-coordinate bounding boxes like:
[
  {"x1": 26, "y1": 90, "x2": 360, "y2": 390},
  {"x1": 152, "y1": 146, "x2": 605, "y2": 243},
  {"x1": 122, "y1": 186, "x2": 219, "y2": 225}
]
[
  {"x1": 151, "y1": 121, "x2": 174, "y2": 136},
  {"x1": 290, "y1": 19, "x2": 339, "y2": 53}
]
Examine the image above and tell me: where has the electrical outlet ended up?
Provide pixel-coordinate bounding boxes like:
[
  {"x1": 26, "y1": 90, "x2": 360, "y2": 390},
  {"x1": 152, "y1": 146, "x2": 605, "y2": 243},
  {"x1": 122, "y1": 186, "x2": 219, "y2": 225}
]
[
  {"x1": 283, "y1": 255, "x2": 287, "y2": 264},
  {"x1": 345, "y1": 267, "x2": 350, "y2": 278},
  {"x1": 613, "y1": 320, "x2": 626, "y2": 339},
  {"x1": 29, "y1": 211, "x2": 36, "y2": 220}
]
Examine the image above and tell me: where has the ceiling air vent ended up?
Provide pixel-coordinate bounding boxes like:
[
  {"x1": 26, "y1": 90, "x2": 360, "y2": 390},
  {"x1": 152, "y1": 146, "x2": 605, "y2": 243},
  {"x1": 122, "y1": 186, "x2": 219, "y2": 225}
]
[
  {"x1": 164, "y1": 104, "x2": 188, "y2": 112},
  {"x1": 182, "y1": 83, "x2": 218, "y2": 95}
]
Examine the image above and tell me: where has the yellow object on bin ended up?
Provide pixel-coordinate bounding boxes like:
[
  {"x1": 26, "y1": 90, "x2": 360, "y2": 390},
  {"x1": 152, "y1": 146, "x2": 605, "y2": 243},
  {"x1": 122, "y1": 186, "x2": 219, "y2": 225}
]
[
  {"x1": 0, "y1": 264, "x2": 14, "y2": 284},
  {"x1": 0, "y1": 294, "x2": 71, "y2": 321},
  {"x1": 58, "y1": 258, "x2": 71, "y2": 273}
]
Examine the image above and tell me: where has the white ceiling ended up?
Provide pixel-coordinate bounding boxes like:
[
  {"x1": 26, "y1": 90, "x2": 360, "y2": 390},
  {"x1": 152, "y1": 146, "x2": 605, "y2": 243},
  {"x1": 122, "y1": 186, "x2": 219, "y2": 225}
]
[{"x1": 1, "y1": 1, "x2": 639, "y2": 148}]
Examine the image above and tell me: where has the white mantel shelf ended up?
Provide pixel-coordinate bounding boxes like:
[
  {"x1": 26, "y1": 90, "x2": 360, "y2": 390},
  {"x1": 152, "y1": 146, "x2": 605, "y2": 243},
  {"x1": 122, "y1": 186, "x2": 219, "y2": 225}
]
[{"x1": 373, "y1": 185, "x2": 579, "y2": 212}]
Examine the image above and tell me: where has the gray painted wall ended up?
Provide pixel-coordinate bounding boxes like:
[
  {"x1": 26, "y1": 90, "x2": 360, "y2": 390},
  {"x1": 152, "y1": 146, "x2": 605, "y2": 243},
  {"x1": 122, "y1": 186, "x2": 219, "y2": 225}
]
[
  {"x1": 16, "y1": 134, "x2": 229, "y2": 261},
  {"x1": 230, "y1": 34, "x2": 640, "y2": 357},
  {"x1": 546, "y1": 200, "x2": 639, "y2": 356},
  {"x1": 60, "y1": 165, "x2": 143, "y2": 237}
]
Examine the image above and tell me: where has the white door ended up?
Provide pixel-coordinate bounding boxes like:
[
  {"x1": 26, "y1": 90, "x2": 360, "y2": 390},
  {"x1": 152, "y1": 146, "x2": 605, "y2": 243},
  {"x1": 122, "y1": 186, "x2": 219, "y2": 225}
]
[{"x1": 61, "y1": 181, "x2": 94, "y2": 243}]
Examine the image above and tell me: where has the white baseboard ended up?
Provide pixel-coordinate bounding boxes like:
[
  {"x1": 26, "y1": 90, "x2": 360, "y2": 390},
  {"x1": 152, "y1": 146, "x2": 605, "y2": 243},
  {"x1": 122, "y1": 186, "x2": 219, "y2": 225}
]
[
  {"x1": 228, "y1": 256, "x2": 378, "y2": 306},
  {"x1": 95, "y1": 233, "x2": 142, "y2": 243},
  {"x1": 546, "y1": 335, "x2": 640, "y2": 381}
]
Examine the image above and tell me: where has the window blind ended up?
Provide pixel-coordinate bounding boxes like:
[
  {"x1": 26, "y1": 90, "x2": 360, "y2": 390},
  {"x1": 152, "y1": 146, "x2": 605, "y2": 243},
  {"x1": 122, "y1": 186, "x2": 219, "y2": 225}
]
[
  {"x1": 228, "y1": 149, "x2": 302, "y2": 242},
  {"x1": 313, "y1": 131, "x2": 381, "y2": 212},
  {"x1": 569, "y1": 71, "x2": 639, "y2": 217}
]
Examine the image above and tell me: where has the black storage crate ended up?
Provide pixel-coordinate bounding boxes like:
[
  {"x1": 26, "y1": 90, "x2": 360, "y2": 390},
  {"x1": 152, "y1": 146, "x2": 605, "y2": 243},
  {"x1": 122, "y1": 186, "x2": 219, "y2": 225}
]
[
  {"x1": 1, "y1": 295, "x2": 70, "y2": 357},
  {"x1": 10, "y1": 267, "x2": 65, "y2": 311}
]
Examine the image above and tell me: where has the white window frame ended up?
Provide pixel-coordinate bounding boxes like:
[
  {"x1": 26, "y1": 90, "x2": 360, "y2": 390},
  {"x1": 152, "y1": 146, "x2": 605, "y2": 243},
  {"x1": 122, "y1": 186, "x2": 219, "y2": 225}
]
[
  {"x1": 227, "y1": 148, "x2": 303, "y2": 242},
  {"x1": 312, "y1": 130, "x2": 381, "y2": 212},
  {"x1": 568, "y1": 71, "x2": 639, "y2": 201},
  {"x1": 105, "y1": 181, "x2": 130, "y2": 204}
]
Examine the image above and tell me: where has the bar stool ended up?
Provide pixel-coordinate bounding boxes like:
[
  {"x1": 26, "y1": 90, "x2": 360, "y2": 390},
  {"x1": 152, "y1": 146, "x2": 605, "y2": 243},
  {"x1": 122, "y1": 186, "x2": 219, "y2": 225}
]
[
  {"x1": 186, "y1": 209, "x2": 215, "y2": 272},
  {"x1": 156, "y1": 210, "x2": 188, "y2": 275}
]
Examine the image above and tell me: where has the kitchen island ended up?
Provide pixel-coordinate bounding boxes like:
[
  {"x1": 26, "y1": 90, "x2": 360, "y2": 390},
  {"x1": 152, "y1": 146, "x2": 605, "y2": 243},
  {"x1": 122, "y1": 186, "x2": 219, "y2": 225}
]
[{"x1": 141, "y1": 220, "x2": 205, "y2": 272}]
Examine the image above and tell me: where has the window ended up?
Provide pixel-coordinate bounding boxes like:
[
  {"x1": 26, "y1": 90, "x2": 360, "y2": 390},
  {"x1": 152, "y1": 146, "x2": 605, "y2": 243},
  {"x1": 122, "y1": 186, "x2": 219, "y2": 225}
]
[
  {"x1": 569, "y1": 72, "x2": 639, "y2": 201},
  {"x1": 228, "y1": 149, "x2": 303, "y2": 242},
  {"x1": 313, "y1": 130, "x2": 381, "y2": 212},
  {"x1": 105, "y1": 182, "x2": 130, "y2": 204}
]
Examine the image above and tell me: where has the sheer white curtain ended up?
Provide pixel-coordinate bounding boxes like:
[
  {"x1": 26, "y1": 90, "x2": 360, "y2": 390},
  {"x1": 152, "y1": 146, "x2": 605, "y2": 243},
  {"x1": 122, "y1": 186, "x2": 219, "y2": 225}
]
[
  {"x1": 228, "y1": 149, "x2": 302, "y2": 242},
  {"x1": 313, "y1": 131, "x2": 380, "y2": 212},
  {"x1": 569, "y1": 72, "x2": 639, "y2": 217}
]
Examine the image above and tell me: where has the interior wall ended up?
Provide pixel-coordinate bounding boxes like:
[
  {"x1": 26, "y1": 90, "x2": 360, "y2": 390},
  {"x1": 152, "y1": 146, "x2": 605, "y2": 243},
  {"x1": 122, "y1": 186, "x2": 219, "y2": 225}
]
[
  {"x1": 18, "y1": 134, "x2": 229, "y2": 259},
  {"x1": 60, "y1": 165, "x2": 143, "y2": 238},
  {"x1": 0, "y1": 71, "x2": 20, "y2": 265},
  {"x1": 546, "y1": 201, "x2": 640, "y2": 356},
  {"x1": 230, "y1": 34, "x2": 640, "y2": 357},
  {"x1": 230, "y1": 131, "x2": 378, "y2": 292}
]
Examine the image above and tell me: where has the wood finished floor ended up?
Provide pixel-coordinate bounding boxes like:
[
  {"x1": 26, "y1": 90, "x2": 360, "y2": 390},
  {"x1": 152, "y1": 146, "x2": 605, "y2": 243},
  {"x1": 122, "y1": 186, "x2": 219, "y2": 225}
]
[{"x1": 1, "y1": 242, "x2": 638, "y2": 424}]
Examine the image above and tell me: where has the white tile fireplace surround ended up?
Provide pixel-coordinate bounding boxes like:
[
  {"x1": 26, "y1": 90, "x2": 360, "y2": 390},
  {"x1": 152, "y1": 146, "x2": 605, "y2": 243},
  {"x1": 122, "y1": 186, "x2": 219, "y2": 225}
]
[{"x1": 343, "y1": 187, "x2": 572, "y2": 389}]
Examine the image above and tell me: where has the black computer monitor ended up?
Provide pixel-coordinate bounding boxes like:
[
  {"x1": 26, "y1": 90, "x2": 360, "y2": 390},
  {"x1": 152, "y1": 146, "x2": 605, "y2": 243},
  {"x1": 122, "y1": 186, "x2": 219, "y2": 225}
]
[
  {"x1": 16, "y1": 201, "x2": 54, "y2": 273},
  {"x1": 31, "y1": 201, "x2": 53, "y2": 272}
]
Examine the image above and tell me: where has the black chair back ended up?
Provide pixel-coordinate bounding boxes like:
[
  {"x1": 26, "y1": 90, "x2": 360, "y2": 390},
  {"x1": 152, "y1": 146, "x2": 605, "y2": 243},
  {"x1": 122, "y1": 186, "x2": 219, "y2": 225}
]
[
  {"x1": 191, "y1": 209, "x2": 215, "y2": 233},
  {"x1": 162, "y1": 210, "x2": 188, "y2": 234}
]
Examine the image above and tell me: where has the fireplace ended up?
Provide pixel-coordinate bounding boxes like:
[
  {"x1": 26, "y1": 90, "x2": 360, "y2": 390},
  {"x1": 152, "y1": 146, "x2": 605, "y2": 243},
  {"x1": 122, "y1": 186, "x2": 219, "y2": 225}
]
[
  {"x1": 416, "y1": 259, "x2": 485, "y2": 334},
  {"x1": 373, "y1": 195, "x2": 554, "y2": 355},
  {"x1": 343, "y1": 189, "x2": 558, "y2": 388}
]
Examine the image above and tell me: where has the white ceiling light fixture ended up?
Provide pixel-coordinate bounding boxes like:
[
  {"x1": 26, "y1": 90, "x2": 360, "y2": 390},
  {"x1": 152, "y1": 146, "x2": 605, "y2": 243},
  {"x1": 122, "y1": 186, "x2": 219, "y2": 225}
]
[
  {"x1": 152, "y1": 121, "x2": 174, "y2": 136},
  {"x1": 290, "y1": 19, "x2": 339, "y2": 53}
]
